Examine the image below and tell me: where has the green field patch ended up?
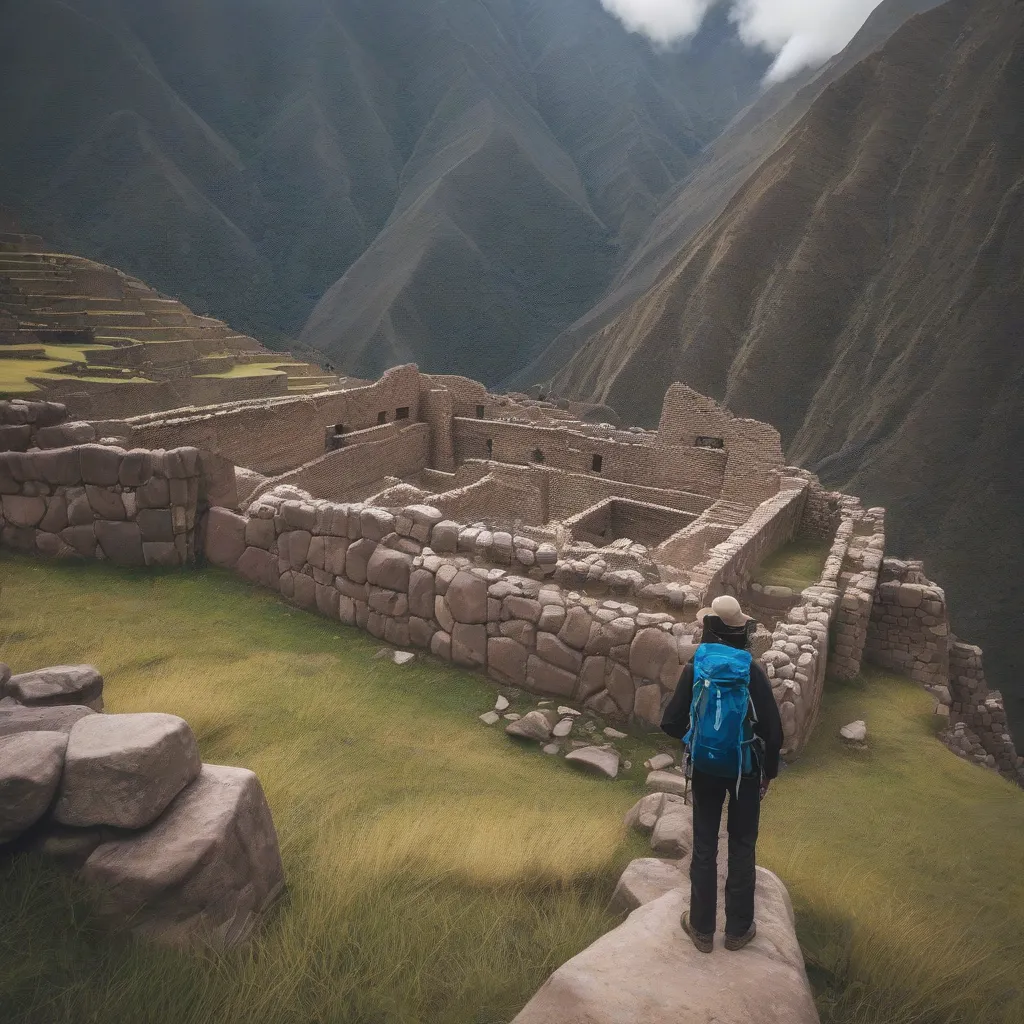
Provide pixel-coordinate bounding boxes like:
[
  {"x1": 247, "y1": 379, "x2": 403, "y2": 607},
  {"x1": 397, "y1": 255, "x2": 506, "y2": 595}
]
[
  {"x1": 195, "y1": 364, "x2": 288, "y2": 378},
  {"x1": 753, "y1": 536, "x2": 833, "y2": 590}
]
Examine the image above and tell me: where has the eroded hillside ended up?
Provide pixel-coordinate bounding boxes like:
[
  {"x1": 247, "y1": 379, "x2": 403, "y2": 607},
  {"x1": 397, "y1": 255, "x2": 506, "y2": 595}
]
[{"x1": 544, "y1": 0, "x2": 1024, "y2": 731}]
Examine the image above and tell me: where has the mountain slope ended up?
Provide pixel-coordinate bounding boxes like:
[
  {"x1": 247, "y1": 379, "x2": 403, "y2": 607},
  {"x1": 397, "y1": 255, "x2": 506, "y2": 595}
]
[
  {"x1": 546, "y1": 0, "x2": 1024, "y2": 733},
  {"x1": 0, "y1": 0, "x2": 767, "y2": 371}
]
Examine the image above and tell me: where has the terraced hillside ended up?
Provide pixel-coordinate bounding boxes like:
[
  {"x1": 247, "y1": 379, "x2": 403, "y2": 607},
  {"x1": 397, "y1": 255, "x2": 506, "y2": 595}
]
[{"x1": 0, "y1": 234, "x2": 337, "y2": 417}]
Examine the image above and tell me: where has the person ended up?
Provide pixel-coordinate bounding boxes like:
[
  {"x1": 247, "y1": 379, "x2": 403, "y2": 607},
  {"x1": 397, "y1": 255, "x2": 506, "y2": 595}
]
[{"x1": 660, "y1": 595, "x2": 783, "y2": 954}]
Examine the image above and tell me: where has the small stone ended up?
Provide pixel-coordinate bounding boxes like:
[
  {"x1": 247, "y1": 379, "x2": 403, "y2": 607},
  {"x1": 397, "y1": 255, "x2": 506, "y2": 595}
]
[
  {"x1": 503, "y1": 713, "x2": 521, "y2": 721},
  {"x1": 542, "y1": 743, "x2": 560, "y2": 755},
  {"x1": 645, "y1": 753, "x2": 674, "y2": 771},
  {"x1": 506, "y1": 709, "x2": 557, "y2": 741},
  {"x1": 552, "y1": 719, "x2": 574, "y2": 737},
  {"x1": 604, "y1": 727, "x2": 627, "y2": 739},
  {"x1": 392, "y1": 651, "x2": 415, "y2": 666},
  {"x1": 557, "y1": 706, "x2": 581, "y2": 716},
  {"x1": 495, "y1": 695, "x2": 510, "y2": 712},
  {"x1": 479, "y1": 712, "x2": 500, "y2": 725},
  {"x1": 840, "y1": 720, "x2": 867, "y2": 743},
  {"x1": 564, "y1": 745, "x2": 620, "y2": 779}
]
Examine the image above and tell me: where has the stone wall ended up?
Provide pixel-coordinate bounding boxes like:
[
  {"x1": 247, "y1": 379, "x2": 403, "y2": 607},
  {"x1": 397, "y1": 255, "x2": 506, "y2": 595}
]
[
  {"x1": 864, "y1": 559, "x2": 949, "y2": 689},
  {"x1": 0, "y1": 398, "x2": 68, "y2": 451},
  {"x1": 942, "y1": 642, "x2": 1024, "y2": 785},
  {"x1": 0, "y1": 662, "x2": 284, "y2": 947},
  {"x1": 689, "y1": 484, "x2": 808, "y2": 603},
  {"x1": 830, "y1": 505, "x2": 885, "y2": 681},
  {"x1": 122, "y1": 365, "x2": 423, "y2": 476},
  {"x1": 0, "y1": 445, "x2": 201, "y2": 566}
]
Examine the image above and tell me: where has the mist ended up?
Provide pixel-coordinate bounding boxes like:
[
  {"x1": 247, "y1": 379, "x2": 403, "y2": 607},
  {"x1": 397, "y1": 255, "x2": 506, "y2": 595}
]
[{"x1": 599, "y1": 0, "x2": 886, "y2": 81}]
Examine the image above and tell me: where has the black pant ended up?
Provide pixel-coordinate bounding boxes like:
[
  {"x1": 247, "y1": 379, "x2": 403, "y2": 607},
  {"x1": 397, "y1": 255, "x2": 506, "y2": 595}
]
[{"x1": 689, "y1": 769, "x2": 760, "y2": 936}]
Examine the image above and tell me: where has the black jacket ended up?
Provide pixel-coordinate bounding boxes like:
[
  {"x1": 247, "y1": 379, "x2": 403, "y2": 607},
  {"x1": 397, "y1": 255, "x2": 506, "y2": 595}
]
[{"x1": 660, "y1": 651, "x2": 783, "y2": 780}]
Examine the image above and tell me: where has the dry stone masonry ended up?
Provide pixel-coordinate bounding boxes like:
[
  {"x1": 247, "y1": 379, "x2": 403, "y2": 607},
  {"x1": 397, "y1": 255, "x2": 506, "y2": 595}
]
[
  {"x1": 1, "y1": 364, "x2": 1020, "y2": 785},
  {"x1": 0, "y1": 660, "x2": 284, "y2": 947}
]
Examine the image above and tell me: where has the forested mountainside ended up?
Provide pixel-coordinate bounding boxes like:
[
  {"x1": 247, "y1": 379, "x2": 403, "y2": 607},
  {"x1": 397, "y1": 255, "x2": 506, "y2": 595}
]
[
  {"x1": 543, "y1": 0, "x2": 1024, "y2": 732},
  {"x1": 0, "y1": 0, "x2": 766, "y2": 378}
]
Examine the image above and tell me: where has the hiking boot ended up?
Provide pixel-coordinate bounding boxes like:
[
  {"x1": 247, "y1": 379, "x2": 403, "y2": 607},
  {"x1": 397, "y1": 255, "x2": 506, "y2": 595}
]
[
  {"x1": 724, "y1": 922, "x2": 757, "y2": 951},
  {"x1": 680, "y1": 911, "x2": 713, "y2": 954}
]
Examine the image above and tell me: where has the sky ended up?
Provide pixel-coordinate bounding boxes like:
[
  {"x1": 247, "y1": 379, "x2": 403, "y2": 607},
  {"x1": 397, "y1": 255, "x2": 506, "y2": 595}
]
[{"x1": 599, "y1": 0, "x2": 886, "y2": 81}]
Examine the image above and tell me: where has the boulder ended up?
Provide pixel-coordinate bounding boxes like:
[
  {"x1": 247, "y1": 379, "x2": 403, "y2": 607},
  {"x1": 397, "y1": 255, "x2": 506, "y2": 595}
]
[
  {"x1": 55, "y1": 713, "x2": 201, "y2": 830},
  {"x1": 623, "y1": 791, "x2": 688, "y2": 833},
  {"x1": 526, "y1": 655, "x2": 578, "y2": 698},
  {"x1": 564, "y1": 745, "x2": 620, "y2": 779},
  {"x1": 452, "y1": 623, "x2": 487, "y2": 668},
  {"x1": 645, "y1": 753, "x2": 675, "y2": 771},
  {"x1": 95, "y1": 521, "x2": 145, "y2": 566},
  {"x1": 506, "y1": 709, "x2": 558, "y2": 742},
  {"x1": 236, "y1": 546, "x2": 279, "y2": 589},
  {"x1": 0, "y1": 704, "x2": 95, "y2": 737},
  {"x1": 6, "y1": 664, "x2": 103, "y2": 711},
  {"x1": 629, "y1": 628, "x2": 681, "y2": 687},
  {"x1": 0, "y1": 731, "x2": 68, "y2": 844},
  {"x1": 488, "y1": 637, "x2": 528, "y2": 685},
  {"x1": 79, "y1": 764, "x2": 285, "y2": 948},
  {"x1": 651, "y1": 805, "x2": 693, "y2": 857},
  {"x1": 445, "y1": 570, "x2": 488, "y2": 624},
  {"x1": 511, "y1": 869, "x2": 819, "y2": 1024},
  {"x1": 203, "y1": 508, "x2": 247, "y2": 568},
  {"x1": 366, "y1": 546, "x2": 413, "y2": 592},
  {"x1": 609, "y1": 857, "x2": 686, "y2": 915}
]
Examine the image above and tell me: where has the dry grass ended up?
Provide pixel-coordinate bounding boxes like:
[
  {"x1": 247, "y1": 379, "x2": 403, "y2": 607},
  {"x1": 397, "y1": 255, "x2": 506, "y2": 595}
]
[{"x1": 753, "y1": 536, "x2": 833, "y2": 590}]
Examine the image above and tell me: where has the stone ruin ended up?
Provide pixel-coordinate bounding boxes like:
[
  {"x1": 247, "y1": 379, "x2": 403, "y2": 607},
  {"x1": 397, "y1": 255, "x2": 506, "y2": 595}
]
[
  {"x1": 0, "y1": 662, "x2": 284, "y2": 947},
  {"x1": 1, "y1": 365, "x2": 1019, "y2": 789}
]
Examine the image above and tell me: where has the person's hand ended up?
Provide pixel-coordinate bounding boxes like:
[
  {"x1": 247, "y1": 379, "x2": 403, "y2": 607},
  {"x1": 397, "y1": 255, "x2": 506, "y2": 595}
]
[{"x1": 759, "y1": 777, "x2": 770, "y2": 801}]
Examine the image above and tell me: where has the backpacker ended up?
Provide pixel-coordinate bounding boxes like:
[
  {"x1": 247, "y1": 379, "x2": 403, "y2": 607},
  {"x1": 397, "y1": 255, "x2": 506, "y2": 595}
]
[{"x1": 683, "y1": 642, "x2": 760, "y2": 797}]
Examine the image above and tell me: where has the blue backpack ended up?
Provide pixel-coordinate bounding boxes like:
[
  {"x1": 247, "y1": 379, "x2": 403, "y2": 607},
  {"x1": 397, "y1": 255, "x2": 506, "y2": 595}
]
[{"x1": 683, "y1": 643, "x2": 760, "y2": 796}]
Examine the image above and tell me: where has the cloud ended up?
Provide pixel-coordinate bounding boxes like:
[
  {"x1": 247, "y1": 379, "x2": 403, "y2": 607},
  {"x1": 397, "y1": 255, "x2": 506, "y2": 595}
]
[
  {"x1": 598, "y1": 0, "x2": 885, "y2": 80},
  {"x1": 599, "y1": 0, "x2": 718, "y2": 47},
  {"x1": 730, "y1": 0, "x2": 886, "y2": 81}
]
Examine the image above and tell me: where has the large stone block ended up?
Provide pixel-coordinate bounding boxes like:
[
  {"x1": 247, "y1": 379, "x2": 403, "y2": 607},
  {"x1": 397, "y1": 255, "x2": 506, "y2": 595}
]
[
  {"x1": 536, "y1": 633, "x2": 583, "y2": 673},
  {"x1": 558, "y1": 605, "x2": 592, "y2": 649},
  {"x1": 452, "y1": 623, "x2": 487, "y2": 668},
  {"x1": 244, "y1": 516, "x2": 276, "y2": 550},
  {"x1": 7, "y1": 665, "x2": 103, "y2": 710},
  {"x1": 630, "y1": 628, "x2": 681, "y2": 688},
  {"x1": 86, "y1": 484, "x2": 127, "y2": 521},
  {"x1": 137, "y1": 508, "x2": 174, "y2": 544},
  {"x1": 0, "y1": 704, "x2": 95, "y2": 738},
  {"x1": 366, "y1": 546, "x2": 413, "y2": 592},
  {"x1": 95, "y1": 521, "x2": 145, "y2": 566},
  {"x1": 609, "y1": 857, "x2": 686, "y2": 915},
  {"x1": 80, "y1": 764, "x2": 284, "y2": 948},
  {"x1": 633, "y1": 683, "x2": 663, "y2": 726},
  {"x1": 488, "y1": 637, "x2": 528, "y2": 685},
  {"x1": 55, "y1": 713, "x2": 201, "y2": 830},
  {"x1": 606, "y1": 662, "x2": 635, "y2": 714},
  {"x1": 0, "y1": 731, "x2": 69, "y2": 844},
  {"x1": 345, "y1": 537, "x2": 377, "y2": 584},
  {"x1": 79, "y1": 445, "x2": 123, "y2": 486},
  {"x1": 2, "y1": 494, "x2": 45, "y2": 528},
  {"x1": 408, "y1": 569, "x2": 435, "y2": 619},
  {"x1": 526, "y1": 655, "x2": 577, "y2": 697},
  {"x1": 446, "y1": 570, "x2": 488, "y2": 624},
  {"x1": 203, "y1": 508, "x2": 246, "y2": 568},
  {"x1": 510, "y1": 869, "x2": 818, "y2": 1024}
]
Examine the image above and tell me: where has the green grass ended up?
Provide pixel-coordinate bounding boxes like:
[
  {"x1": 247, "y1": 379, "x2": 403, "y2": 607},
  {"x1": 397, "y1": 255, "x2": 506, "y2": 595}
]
[
  {"x1": 0, "y1": 358, "x2": 77, "y2": 394},
  {"x1": 1, "y1": 556, "x2": 1021, "y2": 1024},
  {"x1": 753, "y1": 536, "x2": 833, "y2": 590},
  {"x1": 0, "y1": 554, "x2": 657, "y2": 1024},
  {"x1": 757, "y1": 667, "x2": 1024, "y2": 1024},
  {"x1": 195, "y1": 364, "x2": 288, "y2": 379}
]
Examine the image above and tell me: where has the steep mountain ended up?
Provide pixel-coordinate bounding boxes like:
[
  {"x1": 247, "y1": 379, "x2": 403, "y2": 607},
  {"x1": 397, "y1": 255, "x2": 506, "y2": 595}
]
[
  {"x1": 543, "y1": 0, "x2": 1024, "y2": 733},
  {"x1": 0, "y1": 0, "x2": 767, "y2": 374}
]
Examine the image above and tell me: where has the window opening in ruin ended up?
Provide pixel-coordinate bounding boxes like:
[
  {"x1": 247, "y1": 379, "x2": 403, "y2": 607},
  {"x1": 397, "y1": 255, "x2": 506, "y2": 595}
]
[
  {"x1": 695, "y1": 435, "x2": 724, "y2": 449},
  {"x1": 334, "y1": 424, "x2": 345, "y2": 435},
  {"x1": 377, "y1": 411, "x2": 387, "y2": 424},
  {"x1": 591, "y1": 454, "x2": 603, "y2": 473},
  {"x1": 486, "y1": 439, "x2": 493, "y2": 457},
  {"x1": 476, "y1": 404, "x2": 485, "y2": 418},
  {"x1": 532, "y1": 448, "x2": 545, "y2": 463},
  {"x1": 396, "y1": 406, "x2": 409, "y2": 420}
]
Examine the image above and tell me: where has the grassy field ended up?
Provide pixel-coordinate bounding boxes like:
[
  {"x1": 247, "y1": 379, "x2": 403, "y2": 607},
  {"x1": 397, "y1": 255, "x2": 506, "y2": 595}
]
[
  {"x1": 195, "y1": 364, "x2": 289, "y2": 379},
  {"x1": 757, "y1": 667, "x2": 1024, "y2": 1024},
  {"x1": 0, "y1": 555, "x2": 1022, "y2": 1024},
  {"x1": 753, "y1": 536, "x2": 833, "y2": 590}
]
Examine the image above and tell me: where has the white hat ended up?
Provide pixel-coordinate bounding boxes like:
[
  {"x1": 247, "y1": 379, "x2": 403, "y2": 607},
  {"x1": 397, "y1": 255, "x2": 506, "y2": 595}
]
[{"x1": 695, "y1": 595, "x2": 753, "y2": 628}]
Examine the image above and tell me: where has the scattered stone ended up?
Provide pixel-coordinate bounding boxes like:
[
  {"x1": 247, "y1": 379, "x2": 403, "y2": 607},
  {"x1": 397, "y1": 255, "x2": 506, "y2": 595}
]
[
  {"x1": 646, "y1": 770, "x2": 689, "y2": 797},
  {"x1": 506, "y1": 709, "x2": 557, "y2": 742},
  {"x1": 552, "y1": 718, "x2": 574, "y2": 738},
  {"x1": 0, "y1": 731, "x2": 68, "y2": 844},
  {"x1": 556, "y1": 706, "x2": 580, "y2": 716},
  {"x1": 542, "y1": 743, "x2": 560, "y2": 755},
  {"x1": 495, "y1": 695, "x2": 510, "y2": 712},
  {"x1": 392, "y1": 651, "x2": 415, "y2": 665},
  {"x1": 564, "y1": 745, "x2": 620, "y2": 779},
  {"x1": 609, "y1": 857, "x2": 686, "y2": 915},
  {"x1": 603, "y1": 727, "x2": 627, "y2": 739},
  {"x1": 645, "y1": 753, "x2": 675, "y2": 771},
  {"x1": 503, "y1": 713, "x2": 521, "y2": 721},
  {"x1": 479, "y1": 711, "x2": 500, "y2": 725},
  {"x1": 840, "y1": 720, "x2": 867, "y2": 744}
]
